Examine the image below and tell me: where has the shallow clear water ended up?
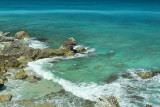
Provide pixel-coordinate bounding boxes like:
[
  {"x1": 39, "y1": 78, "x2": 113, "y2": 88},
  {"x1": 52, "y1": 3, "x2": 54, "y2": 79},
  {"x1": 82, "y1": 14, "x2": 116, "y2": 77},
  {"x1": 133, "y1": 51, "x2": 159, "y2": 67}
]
[{"x1": 0, "y1": 10, "x2": 160, "y2": 107}]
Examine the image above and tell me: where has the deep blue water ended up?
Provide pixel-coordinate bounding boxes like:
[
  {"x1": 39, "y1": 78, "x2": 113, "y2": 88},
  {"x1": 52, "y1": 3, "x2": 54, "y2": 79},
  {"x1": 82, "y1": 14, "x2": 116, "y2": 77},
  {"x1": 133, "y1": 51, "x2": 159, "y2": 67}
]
[{"x1": 0, "y1": 0, "x2": 160, "y2": 11}]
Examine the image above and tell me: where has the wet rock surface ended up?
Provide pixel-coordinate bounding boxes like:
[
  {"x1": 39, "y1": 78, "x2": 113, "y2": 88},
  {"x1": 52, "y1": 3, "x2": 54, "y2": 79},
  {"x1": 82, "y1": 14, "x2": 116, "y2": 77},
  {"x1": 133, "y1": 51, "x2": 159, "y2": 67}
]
[
  {"x1": 136, "y1": 71, "x2": 160, "y2": 79},
  {"x1": 0, "y1": 94, "x2": 12, "y2": 102},
  {"x1": 95, "y1": 95, "x2": 120, "y2": 107}
]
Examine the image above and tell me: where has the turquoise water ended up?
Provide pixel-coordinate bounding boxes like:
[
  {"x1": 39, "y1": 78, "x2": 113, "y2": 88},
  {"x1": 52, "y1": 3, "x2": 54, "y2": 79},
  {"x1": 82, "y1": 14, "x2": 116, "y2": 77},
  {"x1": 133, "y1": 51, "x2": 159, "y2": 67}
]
[{"x1": 0, "y1": 10, "x2": 160, "y2": 107}]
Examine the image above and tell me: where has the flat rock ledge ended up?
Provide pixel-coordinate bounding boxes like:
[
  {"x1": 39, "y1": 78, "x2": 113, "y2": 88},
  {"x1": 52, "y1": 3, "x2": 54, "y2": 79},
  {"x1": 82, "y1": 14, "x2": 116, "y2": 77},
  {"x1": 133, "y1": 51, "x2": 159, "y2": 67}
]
[
  {"x1": 95, "y1": 95, "x2": 120, "y2": 107},
  {"x1": 0, "y1": 94, "x2": 12, "y2": 103}
]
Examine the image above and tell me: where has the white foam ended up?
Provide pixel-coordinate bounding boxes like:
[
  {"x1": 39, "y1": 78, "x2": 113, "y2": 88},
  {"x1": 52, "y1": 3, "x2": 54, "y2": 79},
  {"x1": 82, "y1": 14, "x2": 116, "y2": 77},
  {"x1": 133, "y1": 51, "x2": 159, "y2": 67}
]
[
  {"x1": 21, "y1": 38, "x2": 48, "y2": 49},
  {"x1": 27, "y1": 58, "x2": 122, "y2": 101},
  {"x1": 27, "y1": 58, "x2": 160, "y2": 107}
]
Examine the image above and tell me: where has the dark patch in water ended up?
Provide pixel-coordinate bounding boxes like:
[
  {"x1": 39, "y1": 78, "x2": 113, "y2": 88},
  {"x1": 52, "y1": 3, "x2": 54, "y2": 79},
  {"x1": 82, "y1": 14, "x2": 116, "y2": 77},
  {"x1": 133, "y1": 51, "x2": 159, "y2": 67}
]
[{"x1": 104, "y1": 75, "x2": 118, "y2": 83}]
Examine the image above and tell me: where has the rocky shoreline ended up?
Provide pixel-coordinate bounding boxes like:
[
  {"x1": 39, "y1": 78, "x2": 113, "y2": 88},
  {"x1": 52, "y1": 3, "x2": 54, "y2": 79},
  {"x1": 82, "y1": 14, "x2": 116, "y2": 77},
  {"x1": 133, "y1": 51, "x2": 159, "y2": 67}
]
[{"x1": 0, "y1": 31, "x2": 157, "y2": 107}]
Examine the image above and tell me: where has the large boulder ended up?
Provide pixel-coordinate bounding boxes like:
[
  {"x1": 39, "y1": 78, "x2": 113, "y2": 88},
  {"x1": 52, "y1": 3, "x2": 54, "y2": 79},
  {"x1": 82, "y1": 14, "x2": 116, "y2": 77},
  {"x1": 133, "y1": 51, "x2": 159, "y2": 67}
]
[
  {"x1": 95, "y1": 96, "x2": 120, "y2": 107},
  {"x1": 0, "y1": 94, "x2": 12, "y2": 102},
  {"x1": 15, "y1": 31, "x2": 30, "y2": 40},
  {"x1": 14, "y1": 72, "x2": 28, "y2": 79},
  {"x1": 59, "y1": 37, "x2": 76, "y2": 51}
]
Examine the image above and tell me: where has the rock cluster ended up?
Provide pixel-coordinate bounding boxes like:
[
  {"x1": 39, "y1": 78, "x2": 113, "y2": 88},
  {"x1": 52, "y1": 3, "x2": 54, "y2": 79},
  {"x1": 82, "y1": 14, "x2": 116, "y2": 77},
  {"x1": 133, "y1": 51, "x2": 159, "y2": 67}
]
[{"x1": 0, "y1": 31, "x2": 87, "y2": 103}]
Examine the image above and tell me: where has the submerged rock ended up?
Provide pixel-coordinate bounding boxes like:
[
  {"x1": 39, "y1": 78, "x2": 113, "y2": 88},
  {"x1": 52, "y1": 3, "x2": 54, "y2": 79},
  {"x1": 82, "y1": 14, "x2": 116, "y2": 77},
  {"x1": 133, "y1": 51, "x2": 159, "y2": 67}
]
[
  {"x1": 116, "y1": 63, "x2": 125, "y2": 67},
  {"x1": 25, "y1": 76, "x2": 41, "y2": 82},
  {"x1": 94, "y1": 65, "x2": 101, "y2": 69},
  {"x1": 106, "y1": 51, "x2": 115, "y2": 56},
  {"x1": 105, "y1": 75, "x2": 118, "y2": 83},
  {"x1": 15, "y1": 31, "x2": 30, "y2": 40},
  {"x1": 95, "y1": 95, "x2": 120, "y2": 107},
  {"x1": 14, "y1": 71, "x2": 28, "y2": 79},
  {"x1": 0, "y1": 94, "x2": 12, "y2": 102},
  {"x1": 122, "y1": 73, "x2": 133, "y2": 79},
  {"x1": 136, "y1": 71, "x2": 160, "y2": 79}
]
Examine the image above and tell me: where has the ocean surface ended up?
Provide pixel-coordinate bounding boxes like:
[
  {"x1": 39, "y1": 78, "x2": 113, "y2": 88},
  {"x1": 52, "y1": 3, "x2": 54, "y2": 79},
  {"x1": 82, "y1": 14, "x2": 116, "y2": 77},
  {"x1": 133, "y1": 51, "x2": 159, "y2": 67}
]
[{"x1": 0, "y1": 1, "x2": 160, "y2": 107}]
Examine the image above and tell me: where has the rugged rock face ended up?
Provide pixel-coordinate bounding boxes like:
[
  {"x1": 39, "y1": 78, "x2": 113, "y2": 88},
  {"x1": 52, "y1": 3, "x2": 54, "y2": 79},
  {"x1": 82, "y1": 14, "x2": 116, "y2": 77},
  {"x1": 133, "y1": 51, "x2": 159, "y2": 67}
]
[
  {"x1": 136, "y1": 71, "x2": 160, "y2": 79},
  {"x1": 0, "y1": 32, "x2": 10, "y2": 37},
  {"x1": 95, "y1": 96, "x2": 120, "y2": 107},
  {"x1": 0, "y1": 94, "x2": 12, "y2": 102},
  {"x1": 15, "y1": 31, "x2": 30, "y2": 40},
  {"x1": 59, "y1": 37, "x2": 77, "y2": 56},
  {"x1": 59, "y1": 37, "x2": 76, "y2": 51}
]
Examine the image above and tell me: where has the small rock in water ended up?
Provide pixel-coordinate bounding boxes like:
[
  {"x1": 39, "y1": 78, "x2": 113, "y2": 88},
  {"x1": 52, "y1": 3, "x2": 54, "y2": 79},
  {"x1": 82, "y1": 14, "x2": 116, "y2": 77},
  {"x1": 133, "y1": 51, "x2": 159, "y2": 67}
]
[
  {"x1": 116, "y1": 63, "x2": 125, "y2": 67},
  {"x1": 94, "y1": 65, "x2": 101, "y2": 69},
  {"x1": 95, "y1": 95, "x2": 120, "y2": 107},
  {"x1": 106, "y1": 51, "x2": 115, "y2": 56},
  {"x1": 105, "y1": 75, "x2": 118, "y2": 83},
  {"x1": 130, "y1": 95, "x2": 144, "y2": 101},
  {"x1": 0, "y1": 94, "x2": 12, "y2": 102},
  {"x1": 15, "y1": 31, "x2": 30, "y2": 40}
]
